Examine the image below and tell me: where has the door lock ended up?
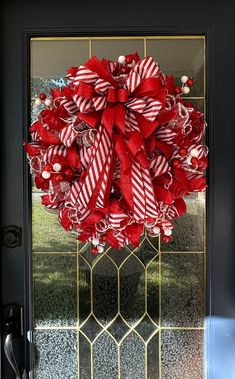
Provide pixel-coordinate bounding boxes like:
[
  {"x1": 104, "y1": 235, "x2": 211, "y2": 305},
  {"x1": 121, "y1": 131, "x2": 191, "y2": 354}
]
[{"x1": 2, "y1": 226, "x2": 22, "y2": 248}]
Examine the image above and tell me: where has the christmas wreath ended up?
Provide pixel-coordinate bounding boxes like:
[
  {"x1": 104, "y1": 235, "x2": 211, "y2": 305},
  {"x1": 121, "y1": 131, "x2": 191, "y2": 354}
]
[{"x1": 25, "y1": 52, "x2": 208, "y2": 253}]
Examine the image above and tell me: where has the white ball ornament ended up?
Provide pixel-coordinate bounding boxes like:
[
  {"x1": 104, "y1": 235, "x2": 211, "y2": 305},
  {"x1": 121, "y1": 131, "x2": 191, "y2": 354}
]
[
  {"x1": 92, "y1": 237, "x2": 100, "y2": 246},
  {"x1": 97, "y1": 245, "x2": 104, "y2": 253},
  {"x1": 118, "y1": 55, "x2": 126, "y2": 64},
  {"x1": 35, "y1": 98, "x2": 42, "y2": 106},
  {"x1": 44, "y1": 98, "x2": 53, "y2": 107},
  {"x1": 152, "y1": 226, "x2": 161, "y2": 235},
  {"x1": 164, "y1": 228, "x2": 172, "y2": 236},
  {"x1": 42, "y1": 170, "x2": 51, "y2": 179},
  {"x1": 181, "y1": 75, "x2": 189, "y2": 84},
  {"x1": 53, "y1": 163, "x2": 62, "y2": 172},
  {"x1": 190, "y1": 148, "x2": 199, "y2": 157},
  {"x1": 181, "y1": 86, "x2": 190, "y2": 94}
]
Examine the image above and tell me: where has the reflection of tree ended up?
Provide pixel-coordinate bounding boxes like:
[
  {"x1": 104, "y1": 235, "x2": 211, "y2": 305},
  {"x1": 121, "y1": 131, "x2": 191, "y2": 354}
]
[
  {"x1": 31, "y1": 77, "x2": 66, "y2": 121},
  {"x1": 34, "y1": 252, "x2": 203, "y2": 331}
]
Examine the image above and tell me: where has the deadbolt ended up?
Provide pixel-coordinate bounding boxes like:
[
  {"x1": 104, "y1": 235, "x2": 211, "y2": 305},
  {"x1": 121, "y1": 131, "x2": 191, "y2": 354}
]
[{"x1": 2, "y1": 226, "x2": 22, "y2": 248}]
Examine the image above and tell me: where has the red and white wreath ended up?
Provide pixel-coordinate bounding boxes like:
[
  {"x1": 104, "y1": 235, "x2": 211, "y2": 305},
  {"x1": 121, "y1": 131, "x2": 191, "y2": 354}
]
[{"x1": 25, "y1": 52, "x2": 208, "y2": 253}]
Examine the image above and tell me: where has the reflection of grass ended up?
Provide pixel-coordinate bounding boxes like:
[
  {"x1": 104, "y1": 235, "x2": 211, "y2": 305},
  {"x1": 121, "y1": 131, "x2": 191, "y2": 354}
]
[
  {"x1": 32, "y1": 198, "x2": 77, "y2": 252},
  {"x1": 33, "y1": 254, "x2": 77, "y2": 326},
  {"x1": 162, "y1": 197, "x2": 205, "y2": 252}
]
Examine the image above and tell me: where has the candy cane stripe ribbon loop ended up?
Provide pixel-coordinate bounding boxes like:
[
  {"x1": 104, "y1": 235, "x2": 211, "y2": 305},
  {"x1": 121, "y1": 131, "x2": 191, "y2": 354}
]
[{"x1": 66, "y1": 55, "x2": 166, "y2": 220}]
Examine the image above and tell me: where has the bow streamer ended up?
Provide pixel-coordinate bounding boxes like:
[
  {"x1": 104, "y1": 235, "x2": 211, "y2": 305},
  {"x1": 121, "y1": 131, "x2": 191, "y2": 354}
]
[{"x1": 25, "y1": 53, "x2": 208, "y2": 251}]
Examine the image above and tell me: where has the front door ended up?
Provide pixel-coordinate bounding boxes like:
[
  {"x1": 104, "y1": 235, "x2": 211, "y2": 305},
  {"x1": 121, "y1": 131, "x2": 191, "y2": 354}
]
[{"x1": 1, "y1": 2, "x2": 235, "y2": 379}]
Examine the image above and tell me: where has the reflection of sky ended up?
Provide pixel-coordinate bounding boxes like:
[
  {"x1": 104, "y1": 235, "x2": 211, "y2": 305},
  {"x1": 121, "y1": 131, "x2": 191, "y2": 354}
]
[{"x1": 206, "y1": 317, "x2": 235, "y2": 379}]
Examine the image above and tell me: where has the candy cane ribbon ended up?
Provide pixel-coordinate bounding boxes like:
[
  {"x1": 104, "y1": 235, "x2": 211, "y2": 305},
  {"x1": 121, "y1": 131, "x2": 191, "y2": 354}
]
[{"x1": 66, "y1": 56, "x2": 166, "y2": 221}]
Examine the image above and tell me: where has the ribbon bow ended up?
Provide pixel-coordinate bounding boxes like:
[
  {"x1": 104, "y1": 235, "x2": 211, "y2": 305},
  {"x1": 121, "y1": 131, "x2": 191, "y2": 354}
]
[{"x1": 66, "y1": 55, "x2": 166, "y2": 224}]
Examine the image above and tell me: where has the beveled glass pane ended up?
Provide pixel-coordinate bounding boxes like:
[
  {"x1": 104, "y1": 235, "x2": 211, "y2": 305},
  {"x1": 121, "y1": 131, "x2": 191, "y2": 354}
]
[
  {"x1": 32, "y1": 195, "x2": 77, "y2": 252},
  {"x1": 79, "y1": 242, "x2": 100, "y2": 267},
  {"x1": 80, "y1": 314, "x2": 103, "y2": 342},
  {"x1": 79, "y1": 332, "x2": 91, "y2": 379},
  {"x1": 161, "y1": 192, "x2": 205, "y2": 252},
  {"x1": 31, "y1": 40, "x2": 89, "y2": 78},
  {"x1": 33, "y1": 253, "x2": 77, "y2": 327},
  {"x1": 120, "y1": 255, "x2": 145, "y2": 325},
  {"x1": 147, "y1": 257, "x2": 160, "y2": 325},
  {"x1": 93, "y1": 255, "x2": 118, "y2": 325},
  {"x1": 120, "y1": 331, "x2": 146, "y2": 379},
  {"x1": 147, "y1": 332, "x2": 159, "y2": 379},
  {"x1": 107, "y1": 247, "x2": 131, "y2": 267},
  {"x1": 107, "y1": 315, "x2": 130, "y2": 342},
  {"x1": 135, "y1": 314, "x2": 157, "y2": 341},
  {"x1": 93, "y1": 332, "x2": 118, "y2": 379},
  {"x1": 161, "y1": 330, "x2": 204, "y2": 379},
  {"x1": 134, "y1": 237, "x2": 159, "y2": 266},
  {"x1": 91, "y1": 39, "x2": 144, "y2": 60},
  {"x1": 79, "y1": 255, "x2": 91, "y2": 324},
  {"x1": 161, "y1": 254, "x2": 204, "y2": 327},
  {"x1": 34, "y1": 330, "x2": 78, "y2": 379},
  {"x1": 147, "y1": 38, "x2": 205, "y2": 97}
]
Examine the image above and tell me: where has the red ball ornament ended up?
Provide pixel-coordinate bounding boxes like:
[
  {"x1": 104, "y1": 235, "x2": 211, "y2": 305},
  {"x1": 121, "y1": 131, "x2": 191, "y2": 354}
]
[
  {"x1": 63, "y1": 167, "x2": 74, "y2": 180},
  {"x1": 126, "y1": 56, "x2": 133, "y2": 64},
  {"x1": 198, "y1": 158, "x2": 208, "y2": 170},
  {"x1": 54, "y1": 173, "x2": 64, "y2": 182},
  {"x1": 191, "y1": 157, "x2": 199, "y2": 166},
  {"x1": 120, "y1": 65, "x2": 129, "y2": 74},
  {"x1": 162, "y1": 235, "x2": 171, "y2": 243},
  {"x1": 39, "y1": 93, "x2": 47, "y2": 100},
  {"x1": 44, "y1": 163, "x2": 53, "y2": 172},
  {"x1": 172, "y1": 159, "x2": 181, "y2": 169},
  {"x1": 187, "y1": 79, "x2": 194, "y2": 87},
  {"x1": 174, "y1": 86, "x2": 181, "y2": 95},
  {"x1": 91, "y1": 247, "x2": 98, "y2": 255},
  {"x1": 179, "y1": 148, "x2": 187, "y2": 157}
]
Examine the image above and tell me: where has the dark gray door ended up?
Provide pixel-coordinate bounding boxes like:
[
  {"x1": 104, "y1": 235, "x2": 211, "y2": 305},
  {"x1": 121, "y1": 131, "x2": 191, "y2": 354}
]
[{"x1": 1, "y1": 1, "x2": 235, "y2": 378}]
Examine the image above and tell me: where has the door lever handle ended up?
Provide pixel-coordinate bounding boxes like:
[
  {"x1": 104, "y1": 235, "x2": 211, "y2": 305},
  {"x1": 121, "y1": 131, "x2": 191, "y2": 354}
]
[
  {"x1": 3, "y1": 304, "x2": 27, "y2": 379},
  {"x1": 4, "y1": 332, "x2": 21, "y2": 378}
]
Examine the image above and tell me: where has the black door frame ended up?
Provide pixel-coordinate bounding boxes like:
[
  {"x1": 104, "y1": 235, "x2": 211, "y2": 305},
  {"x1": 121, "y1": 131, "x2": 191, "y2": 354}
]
[{"x1": 23, "y1": 25, "x2": 214, "y2": 379}]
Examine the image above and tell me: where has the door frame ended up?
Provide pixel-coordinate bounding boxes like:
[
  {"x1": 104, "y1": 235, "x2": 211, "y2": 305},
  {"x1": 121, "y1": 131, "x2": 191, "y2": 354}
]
[
  {"x1": 22, "y1": 25, "x2": 213, "y2": 377},
  {"x1": 3, "y1": 1, "x2": 235, "y2": 375}
]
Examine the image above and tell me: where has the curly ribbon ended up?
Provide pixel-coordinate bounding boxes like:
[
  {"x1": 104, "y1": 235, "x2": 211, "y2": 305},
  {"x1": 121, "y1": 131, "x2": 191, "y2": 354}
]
[{"x1": 66, "y1": 56, "x2": 166, "y2": 225}]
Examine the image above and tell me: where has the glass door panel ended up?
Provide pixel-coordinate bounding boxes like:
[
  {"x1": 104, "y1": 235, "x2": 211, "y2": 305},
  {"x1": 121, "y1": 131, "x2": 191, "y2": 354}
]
[{"x1": 31, "y1": 36, "x2": 206, "y2": 379}]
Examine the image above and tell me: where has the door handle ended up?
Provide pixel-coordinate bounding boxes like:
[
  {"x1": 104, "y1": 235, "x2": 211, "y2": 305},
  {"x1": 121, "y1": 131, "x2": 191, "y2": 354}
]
[
  {"x1": 4, "y1": 332, "x2": 21, "y2": 378},
  {"x1": 3, "y1": 304, "x2": 28, "y2": 379}
]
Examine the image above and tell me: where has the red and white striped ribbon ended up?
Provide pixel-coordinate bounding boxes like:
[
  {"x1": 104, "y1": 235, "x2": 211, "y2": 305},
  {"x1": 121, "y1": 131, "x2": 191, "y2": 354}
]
[
  {"x1": 150, "y1": 155, "x2": 170, "y2": 178},
  {"x1": 42, "y1": 145, "x2": 67, "y2": 163},
  {"x1": 131, "y1": 161, "x2": 159, "y2": 221}
]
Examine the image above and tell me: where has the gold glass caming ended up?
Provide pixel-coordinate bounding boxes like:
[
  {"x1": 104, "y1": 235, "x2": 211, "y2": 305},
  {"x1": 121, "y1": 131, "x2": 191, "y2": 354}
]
[{"x1": 31, "y1": 36, "x2": 206, "y2": 379}]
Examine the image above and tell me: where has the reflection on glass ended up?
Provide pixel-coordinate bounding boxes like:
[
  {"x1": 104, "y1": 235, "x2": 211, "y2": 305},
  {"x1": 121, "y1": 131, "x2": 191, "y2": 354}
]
[
  {"x1": 161, "y1": 254, "x2": 204, "y2": 327},
  {"x1": 32, "y1": 195, "x2": 77, "y2": 252},
  {"x1": 161, "y1": 192, "x2": 205, "y2": 252},
  {"x1": 93, "y1": 332, "x2": 118, "y2": 379},
  {"x1": 33, "y1": 254, "x2": 77, "y2": 327},
  {"x1": 79, "y1": 332, "x2": 91, "y2": 379},
  {"x1": 161, "y1": 330, "x2": 204, "y2": 379},
  {"x1": 91, "y1": 39, "x2": 144, "y2": 60},
  {"x1": 120, "y1": 331, "x2": 146, "y2": 379},
  {"x1": 147, "y1": 332, "x2": 159, "y2": 379},
  {"x1": 34, "y1": 330, "x2": 78, "y2": 379},
  {"x1": 120, "y1": 254, "x2": 145, "y2": 325},
  {"x1": 93, "y1": 255, "x2": 118, "y2": 325},
  {"x1": 147, "y1": 38, "x2": 205, "y2": 97}
]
